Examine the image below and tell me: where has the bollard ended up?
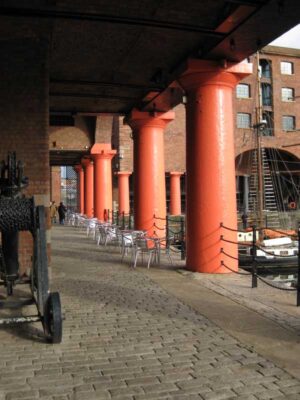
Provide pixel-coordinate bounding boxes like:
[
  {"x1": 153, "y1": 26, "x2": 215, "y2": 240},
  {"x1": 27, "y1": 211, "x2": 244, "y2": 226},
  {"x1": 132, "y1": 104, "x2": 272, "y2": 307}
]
[{"x1": 252, "y1": 225, "x2": 257, "y2": 288}]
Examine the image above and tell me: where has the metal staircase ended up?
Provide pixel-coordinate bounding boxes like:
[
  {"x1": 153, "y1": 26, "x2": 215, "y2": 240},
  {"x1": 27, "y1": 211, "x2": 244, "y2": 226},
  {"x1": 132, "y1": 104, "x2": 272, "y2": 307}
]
[{"x1": 248, "y1": 148, "x2": 280, "y2": 228}]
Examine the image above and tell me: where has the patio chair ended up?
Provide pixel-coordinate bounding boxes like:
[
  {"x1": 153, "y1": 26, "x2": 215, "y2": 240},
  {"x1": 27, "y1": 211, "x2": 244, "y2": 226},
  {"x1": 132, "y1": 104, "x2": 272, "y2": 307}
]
[
  {"x1": 132, "y1": 237, "x2": 160, "y2": 269},
  {"x1": 86, "y1": 218, "x2": 98, "y2": 238},
  {"x1": 103, "y1": 225, "x2": 122, "y2": 248}
]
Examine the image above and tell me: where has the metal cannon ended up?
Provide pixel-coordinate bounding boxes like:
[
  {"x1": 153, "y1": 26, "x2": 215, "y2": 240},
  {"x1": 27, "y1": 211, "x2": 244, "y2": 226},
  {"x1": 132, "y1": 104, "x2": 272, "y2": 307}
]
[{"x1": 0, "y1": 152, "x2": 62, "y2": 343}]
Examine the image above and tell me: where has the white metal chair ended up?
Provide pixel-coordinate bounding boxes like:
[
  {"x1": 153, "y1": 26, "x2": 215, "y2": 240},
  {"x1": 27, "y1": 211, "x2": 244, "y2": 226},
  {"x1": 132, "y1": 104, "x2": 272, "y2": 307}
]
[
  {"x1": 102, "y1": 225, "x2": 122, "y2": 248},
  {"x1": 132, "y1": 237, "x2": 159, "y2": 269},
  {"x1": 86, "y1": 218, "x2": 98, "y2": 238}
]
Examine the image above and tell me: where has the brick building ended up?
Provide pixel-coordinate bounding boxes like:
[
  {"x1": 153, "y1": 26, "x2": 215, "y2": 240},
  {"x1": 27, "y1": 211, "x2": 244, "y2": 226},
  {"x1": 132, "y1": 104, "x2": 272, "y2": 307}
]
[
  {"x1": 234, "y1": 46, "x2": 300, "y2": 213},
  {"x1": 50, "y1": 45, "x2": 300, "y2": 216}
]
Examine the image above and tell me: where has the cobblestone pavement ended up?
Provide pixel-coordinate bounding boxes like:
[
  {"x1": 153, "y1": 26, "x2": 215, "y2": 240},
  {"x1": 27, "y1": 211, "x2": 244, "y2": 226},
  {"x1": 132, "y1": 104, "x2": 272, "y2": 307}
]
[{"x1": 0, "y1": 226, "x2": 300, "y2": 399}]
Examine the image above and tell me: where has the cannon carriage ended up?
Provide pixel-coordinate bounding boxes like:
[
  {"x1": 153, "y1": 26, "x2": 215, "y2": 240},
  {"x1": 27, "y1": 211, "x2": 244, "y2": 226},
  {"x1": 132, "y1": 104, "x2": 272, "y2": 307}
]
[{"x1": 0, "y1": 152, "x2": 62, "y2": 343}]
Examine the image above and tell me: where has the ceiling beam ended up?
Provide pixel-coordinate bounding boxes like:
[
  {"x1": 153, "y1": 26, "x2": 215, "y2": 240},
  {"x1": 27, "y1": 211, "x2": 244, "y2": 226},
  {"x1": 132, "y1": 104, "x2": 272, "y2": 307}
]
[
  {"x1": 227, "y1": 0, "x2": 266, "y2": 5},
  {"x1": 49, "y1": 92, "x2": 137, "y2": 101},
  {"x1": 50, "y1": 79, "x2": 162, "y2": 91},
  {"x1": 0, "y1": 6, "x2": 226, "y2": 36}
]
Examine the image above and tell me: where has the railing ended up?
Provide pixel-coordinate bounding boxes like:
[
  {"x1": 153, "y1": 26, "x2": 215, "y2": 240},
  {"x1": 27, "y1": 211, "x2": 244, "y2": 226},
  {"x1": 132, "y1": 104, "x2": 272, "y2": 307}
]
[
  {"x1": 220, "y1": 223, "x2": 300, "y2": 306},
  {"x1": 102, "y1": 212, "x2": 186, "y2": 260},
  {"x1": 153, "y1": 214, "x2": 186, "y2": 260}
]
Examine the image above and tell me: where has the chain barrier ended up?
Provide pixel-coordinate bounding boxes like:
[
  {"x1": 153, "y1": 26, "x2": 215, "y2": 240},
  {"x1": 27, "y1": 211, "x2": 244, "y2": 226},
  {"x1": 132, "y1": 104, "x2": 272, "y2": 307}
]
[
  {"x1": 220, "y1": 222, "x2": 300, "y2": 306},
  {"x1": 153, "y1": 214, "x2": 167, "y2": 221},
  {"x1": 220, "y1": 248, "x2": 239, "y2": 261},
  {"x1": 220, "y1": 223, "x2": 240, "y2": 233},
  {"x1": 221, "y1": 261, "x2": 251, "y2": 276},
  {"x1": 256, "y1": 275, "x2": 297, "y2": 291},
  {"x1": 220, "y1": 235, "x2": 252, "y2": 247},
  {"x1": 153, "y1": 223, "x2": 165, "y2": 231}
]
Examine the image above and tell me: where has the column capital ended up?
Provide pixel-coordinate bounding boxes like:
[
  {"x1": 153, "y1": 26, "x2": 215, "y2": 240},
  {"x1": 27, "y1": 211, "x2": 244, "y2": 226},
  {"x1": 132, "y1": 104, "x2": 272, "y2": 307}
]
[
  {"x1": 91, "y1": 143, "x2": 117, "y2": 160},
  {"x1": 169, "y1": 171, "x2": 184, "y2": 177},
  {"x1": 178, "y1": 59, "x2": 253, "y2": 91},
  {"x1": 81, "y1": 157, "x2": 93, "y2": 167},
  {"x1": 125, "y1": 109, "x2": 175, "y2": 131},
  {"x1": 74, "y1": 164, "x2": 83, "y2": 173},
  {"x1": 116, "y1": 171, "x2": 132, "y2": 177}
]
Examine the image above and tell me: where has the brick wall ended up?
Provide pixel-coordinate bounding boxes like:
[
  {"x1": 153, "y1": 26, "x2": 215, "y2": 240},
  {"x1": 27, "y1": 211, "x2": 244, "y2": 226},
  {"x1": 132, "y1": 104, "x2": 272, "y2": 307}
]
[
  {"x1": 118, "y1": 104, "x2": 186, "y2": 173},
  {"x1": 0, "y1": 38, "x2": 50, "y2": 273},
  {"x1": 234, "y1": 47, "x2": 300, "y2": 163},
  {"x1": 165, "y1": 104, "x2": 186, "y2": 173},
  {"x1": 51, "y1": 167, "x2": 61, "y2": 205},
  {"x1": 49, "y1": 116, "x2": 94, "y2": 151}
]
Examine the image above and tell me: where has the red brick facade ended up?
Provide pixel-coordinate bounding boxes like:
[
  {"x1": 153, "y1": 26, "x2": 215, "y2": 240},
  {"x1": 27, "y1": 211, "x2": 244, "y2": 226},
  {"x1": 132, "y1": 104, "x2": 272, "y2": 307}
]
[
  {"x1": 0, "y1": 39, "x2": 50, "y2": 273},
  {"x1": 49, "y1": 46, "x2": 300, "y2": 213},
  {"x1": 234, "y1": 46, "x2": 300, "y2": 163}
]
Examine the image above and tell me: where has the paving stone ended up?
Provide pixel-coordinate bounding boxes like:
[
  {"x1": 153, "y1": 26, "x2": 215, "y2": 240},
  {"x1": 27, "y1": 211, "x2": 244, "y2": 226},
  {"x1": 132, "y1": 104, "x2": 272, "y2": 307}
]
[
  {"x1": 5, "y1": 390, "x2": 39, "y2": 400},
  {"x1": 0, "y1": 226, "x2": 299, "y2": 400}
]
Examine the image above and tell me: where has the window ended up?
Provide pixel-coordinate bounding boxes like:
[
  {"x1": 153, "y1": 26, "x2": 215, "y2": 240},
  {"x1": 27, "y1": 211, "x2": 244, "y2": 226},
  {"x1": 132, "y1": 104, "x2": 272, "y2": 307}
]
[
  {"x1": 282, "y1": 115, "x2": 295, "y2": 131},
  {"x1": 281, "y1": 87, "x2": 294, "y2": 101},
  {"x1": 261, "y1": 83, "x2": 272, "y2": 106},
  {"x1": 260, "y1": 59, "x2": 272, "y2": 78},
  {"x1": 237, "y1": 113, "x2": 251, "y2": 128},
  {"x1": 280, "y1": 61, "x2": 293, "y2": 75},
  {"x1": 236, "y1": 84, "x2": 250, "y2": 98},
  {"x1": 262, "y1": 111, "x2": 274, "y2": 136}
]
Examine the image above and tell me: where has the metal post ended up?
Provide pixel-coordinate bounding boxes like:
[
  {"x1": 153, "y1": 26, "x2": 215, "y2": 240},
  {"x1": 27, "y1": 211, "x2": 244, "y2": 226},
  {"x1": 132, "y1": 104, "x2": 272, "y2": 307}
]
[
  {"x1": 252, "y1": 225, "x2": 257, "y2": 288},
  {"x1": 166, "y1": 216, "x2": 170, "y2": 249},
  {"x1": 297, "y1": 224, "x2": 300, "y2": 306},
  {"x1": 129, "y1": 212, "x2": 132, "y2": 229},
  {"x1": 243, "y1": 175, "x2": 249, "y2": 214},
  {"x1": 180, "y1": 216, "x2": 185, "y2": 260},
  {"x1": 122, "y1": 212, "x2": 125, "y2": 230}
]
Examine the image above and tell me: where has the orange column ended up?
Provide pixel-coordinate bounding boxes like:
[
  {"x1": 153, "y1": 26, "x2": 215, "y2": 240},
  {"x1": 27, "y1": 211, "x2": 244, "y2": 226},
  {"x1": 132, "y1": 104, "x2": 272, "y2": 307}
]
[
  {"x1": 74, "y1": 164, "x2": 84, "y2": 214},
  {"x1": 169, "y1": 172, "x2": 183, "y2": 215},
  {"x1": 81, "y1": 157, "x2": 94, "y2": 218},
  {"x1": 117, "y1": 171, "x2": 131, "y2": 215},
  {"x1": 91, "y1": 144, "x2": 116, "y2": 221},
  {"x1": 126, "y1": 110, "x2": 174, "y2": 237},
  {"x1": 178, "y1": 60, "x2": 252, "y2": 273}
]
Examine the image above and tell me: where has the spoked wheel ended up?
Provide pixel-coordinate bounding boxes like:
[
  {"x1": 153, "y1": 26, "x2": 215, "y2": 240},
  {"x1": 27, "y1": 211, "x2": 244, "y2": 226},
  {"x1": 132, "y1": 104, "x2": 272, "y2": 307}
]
[{"x1": 43, "y1": 292, "x2": 62, "y2": 344}]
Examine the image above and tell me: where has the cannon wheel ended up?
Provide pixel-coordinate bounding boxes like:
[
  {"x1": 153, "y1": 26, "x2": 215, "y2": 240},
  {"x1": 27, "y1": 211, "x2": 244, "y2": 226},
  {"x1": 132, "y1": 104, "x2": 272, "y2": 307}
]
[
  {"x1": 32, "y1": 206, "x2": 49, "y2": 316},
  {"x1": 43, "y1": 292, "x2": 62, "y2": 344},
  {"x1": 30, "y1": 205, "x2": 62, "y2": 343}
]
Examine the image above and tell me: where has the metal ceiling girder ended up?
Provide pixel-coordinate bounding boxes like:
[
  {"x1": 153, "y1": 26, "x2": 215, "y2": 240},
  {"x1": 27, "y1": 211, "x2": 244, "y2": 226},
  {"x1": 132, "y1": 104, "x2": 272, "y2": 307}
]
[{"x1": 0, "y1": 6, "x2": 226, "y2": 36}]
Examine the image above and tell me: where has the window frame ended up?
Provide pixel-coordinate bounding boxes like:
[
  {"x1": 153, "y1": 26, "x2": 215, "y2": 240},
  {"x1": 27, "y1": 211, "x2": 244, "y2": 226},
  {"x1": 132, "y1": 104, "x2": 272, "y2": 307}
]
[
  {"x1": 237, "y1": 112, "x2": 251, "y2": 129},
  {"x1": 236, "y1": 83, "x2": 251, "y2": 99},
  {"x1": 282, "y1": 115, "x2": 296, "y2": 131},
  {"x1": 259, "y1": 59, "x2": 272, "y2": 79},
  {"x1": 261, "y1": 82, "x2": 272, "y2": 106},
  {"x1": 281, "y1": 87, "x2": 294, "y2": 102},
  {"x1": 280, "y1": 61, "x2": 294, "y2": 75}
]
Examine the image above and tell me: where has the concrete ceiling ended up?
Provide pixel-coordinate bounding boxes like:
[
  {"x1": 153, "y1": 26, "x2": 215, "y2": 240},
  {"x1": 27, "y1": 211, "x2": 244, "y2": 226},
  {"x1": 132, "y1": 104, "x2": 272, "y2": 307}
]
[{"x1": 0, "y1": 0, "x2": 299, "y2": 115}]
